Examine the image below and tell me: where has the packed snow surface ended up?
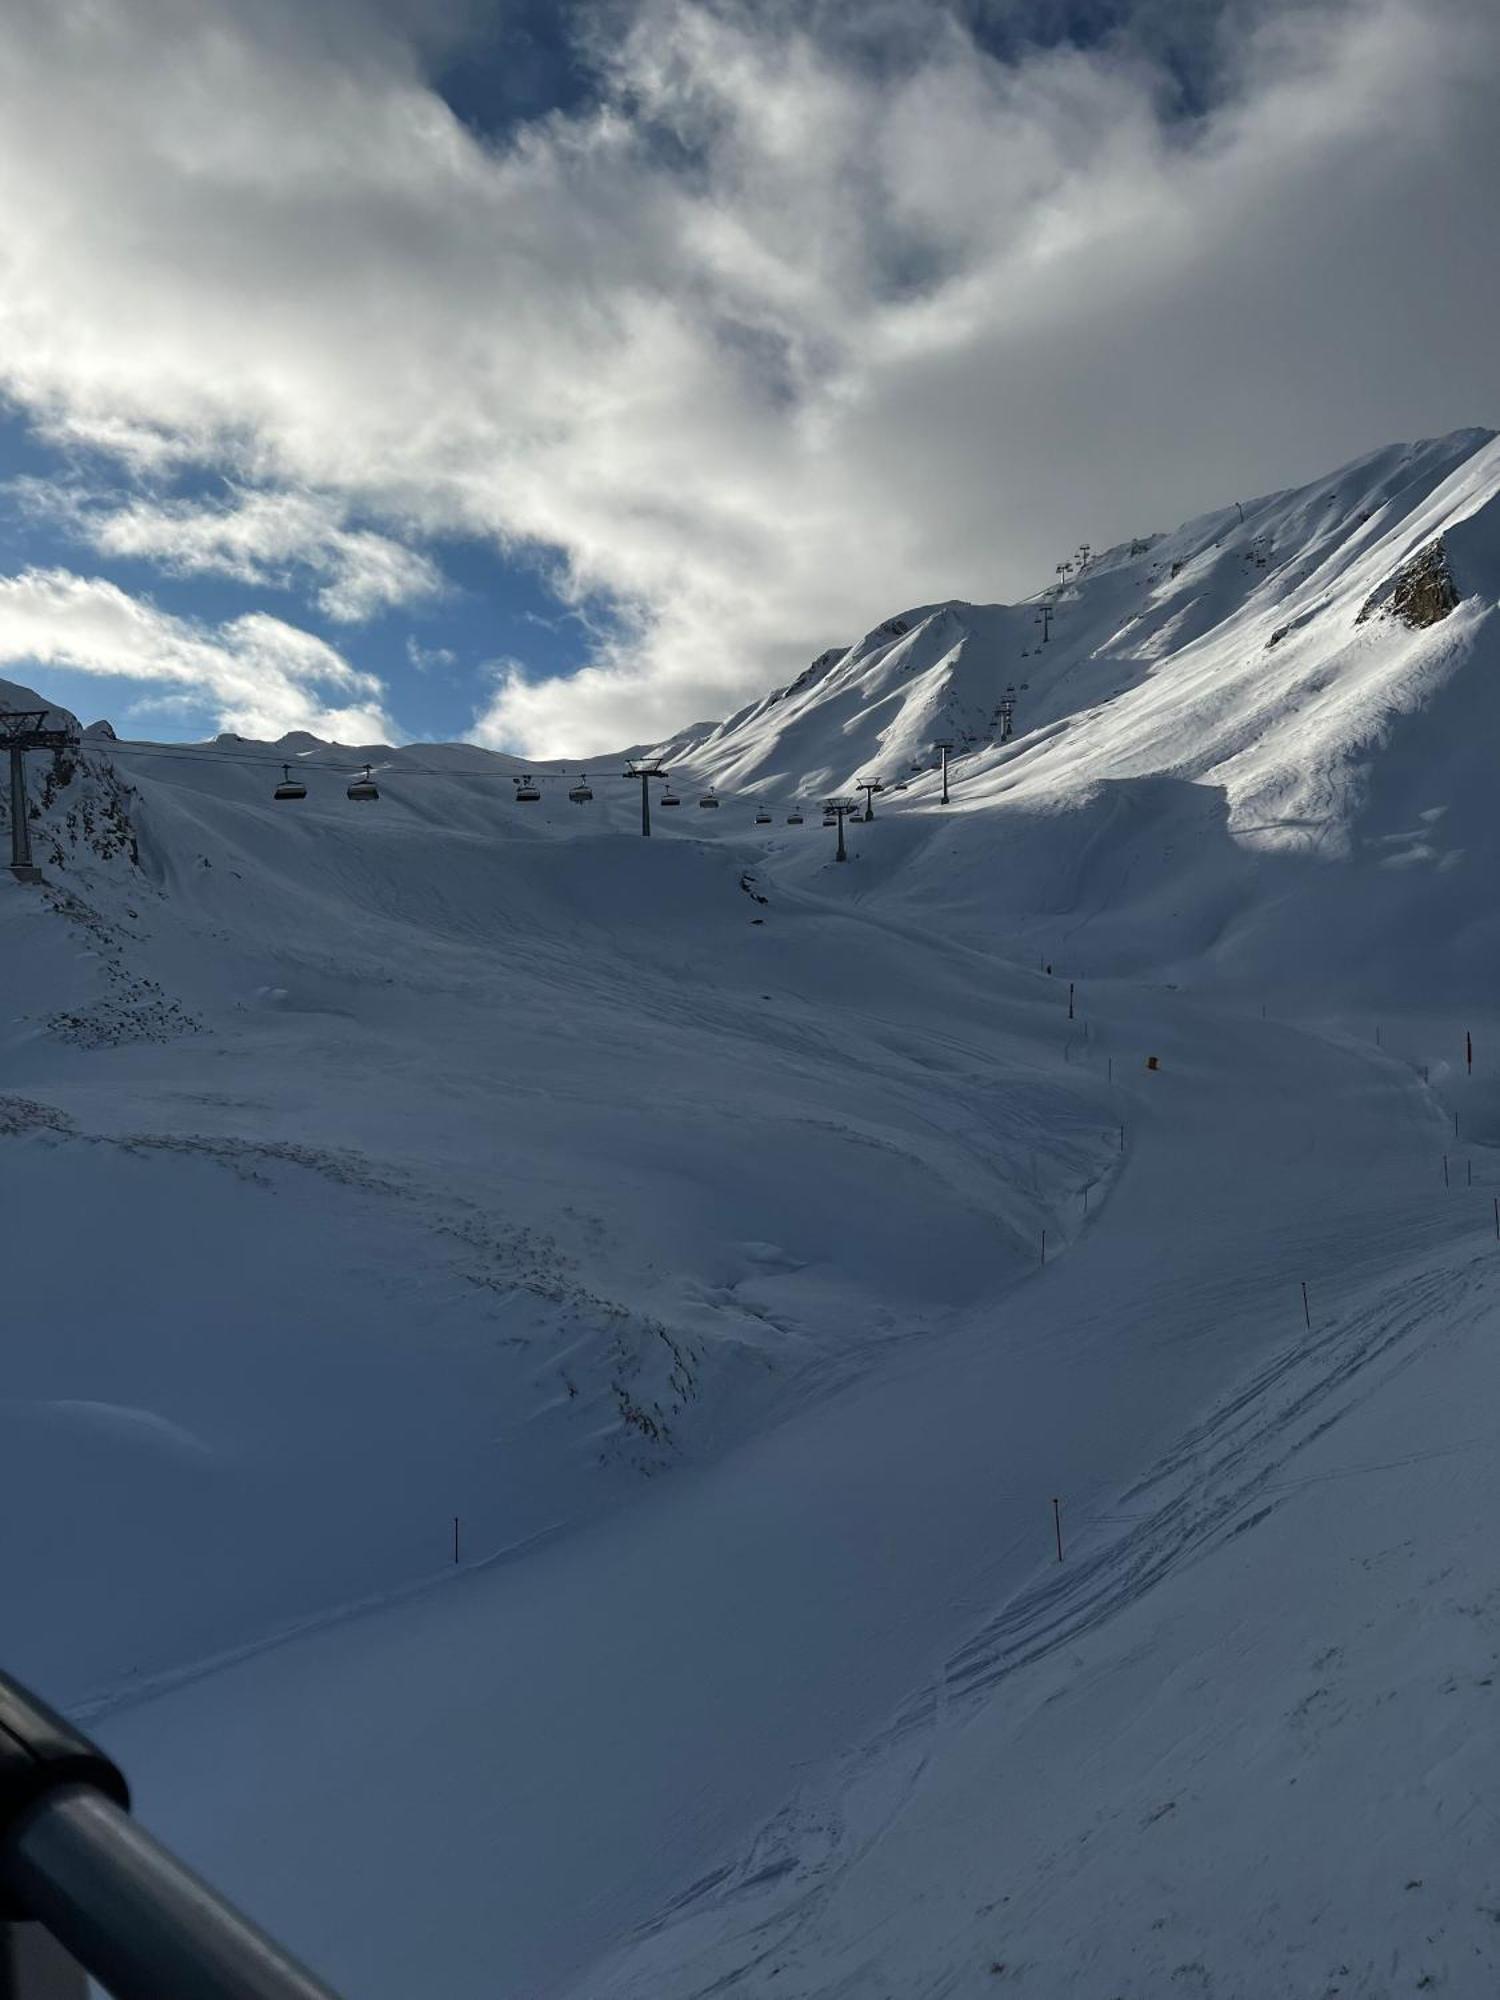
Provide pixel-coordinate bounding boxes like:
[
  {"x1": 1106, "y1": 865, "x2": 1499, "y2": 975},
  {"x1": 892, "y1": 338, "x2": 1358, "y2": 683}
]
[{"x1": 5, "y1": 425, "x2": 1500, "y2": 1998}]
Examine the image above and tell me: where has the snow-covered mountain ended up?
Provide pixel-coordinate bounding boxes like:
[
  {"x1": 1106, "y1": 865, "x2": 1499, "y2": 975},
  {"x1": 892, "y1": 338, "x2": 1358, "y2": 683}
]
[
  {"x1": 6, "y1": 425, "x2": 1500, "y2": 2000},
  {"x1": 653, "y1": 425, "x2": 1500, "y2": 1001},
  {"x1": 656, "y1": 425, "x2": 1496, "y2": 809}
]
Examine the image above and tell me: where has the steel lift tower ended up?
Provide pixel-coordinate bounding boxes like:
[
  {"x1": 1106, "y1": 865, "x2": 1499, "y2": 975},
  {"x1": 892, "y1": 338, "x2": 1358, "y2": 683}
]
[
  {"x1": 998, "y1": 682, "x2": 1028, "y2": 742},
  {"x1": 821, "y1": 796, "x2": 860, "y2": 862},
  {"x1": 622, "y1": 758, "x2": 668, "y2": 837},
  {"x1": 2, "y1": 711, "x2": 77, "y2": 883}
]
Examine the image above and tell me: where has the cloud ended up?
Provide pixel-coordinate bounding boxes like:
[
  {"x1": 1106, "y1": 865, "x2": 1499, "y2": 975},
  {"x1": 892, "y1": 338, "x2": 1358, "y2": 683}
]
[
  {"x1": 0, "y1": 569, "x2": 393, "y2": 740},
  {"x1": 14, "y1": 481, "x2": 443, "y2": 623},
  {"x1": 406, "y1": 634, "x2": 457, "y2": 672},
  {"x1": 0, "y1": 0, "x2": 1495, "y2": 752}
]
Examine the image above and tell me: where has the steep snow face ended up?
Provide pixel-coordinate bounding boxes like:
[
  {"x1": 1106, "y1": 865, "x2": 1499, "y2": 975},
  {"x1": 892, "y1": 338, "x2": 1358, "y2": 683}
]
[
  {"x1": 652, "y1": 601, "x2": 1030, "y2": 797},
  {"x1": 653, "y1": 429, "x2": 1498, "y2": 825},
  {"x1": 648, "y1": 428, "x2": 1500, "y2": 1005}
]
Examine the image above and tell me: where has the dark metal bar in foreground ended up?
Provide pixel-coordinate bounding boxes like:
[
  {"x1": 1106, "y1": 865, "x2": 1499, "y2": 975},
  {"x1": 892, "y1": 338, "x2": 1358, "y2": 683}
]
[{"x1": 0, "y1": 1669, "x2": 342, "y2": 2000}]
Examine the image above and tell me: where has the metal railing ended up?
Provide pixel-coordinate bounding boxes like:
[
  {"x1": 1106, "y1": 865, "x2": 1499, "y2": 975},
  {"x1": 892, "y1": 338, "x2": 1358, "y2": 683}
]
[{"x1": 0, "y1": 1669, "x2": 342, "y2": 1999}]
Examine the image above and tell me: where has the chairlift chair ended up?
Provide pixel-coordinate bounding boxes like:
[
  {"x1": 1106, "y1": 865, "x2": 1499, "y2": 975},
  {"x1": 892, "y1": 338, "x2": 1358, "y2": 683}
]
[
  {"x1": 273, "y1": 764, "x2": 307, "y2": 802},
  {"x1": 514, "y1": 775, "x2": 541, "y2": 803},
  {"x1": 346, "y1": 764, "x2": 379, "y2": 802},
  {"x1": 698, "y1": 793, "x2": 720, "y2": 809},
  {"x1": 755, "y1": 807, "x2": 773, "y2": 824},
  {"x1": 786, "y1": 808, "x2": 804, "y2": 824},
  {"x1": 568, "y1": 775, "x2": 594, "y2": 803},
  {"x1": 659, "y1": 789, "x2": 680, "y2": 806},
  {"x1": 822, "y1": 811, "x2": 837, "y2": 827}
]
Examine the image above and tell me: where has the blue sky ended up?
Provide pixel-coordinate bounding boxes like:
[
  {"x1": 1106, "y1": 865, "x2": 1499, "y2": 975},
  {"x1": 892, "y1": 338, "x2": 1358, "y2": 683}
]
[
  {"x1": 0, "y1": 0, "x2": 1495, "y2": 751},
  {"x1": 0, "y1": 400, "x2": 616, "y2": 743}
]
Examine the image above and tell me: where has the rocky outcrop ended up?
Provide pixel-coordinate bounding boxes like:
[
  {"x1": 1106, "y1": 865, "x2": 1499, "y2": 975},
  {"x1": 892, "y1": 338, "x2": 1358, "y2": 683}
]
[{"x1": 1357, "y1": 537, "x2": 1460, "y2": 629}]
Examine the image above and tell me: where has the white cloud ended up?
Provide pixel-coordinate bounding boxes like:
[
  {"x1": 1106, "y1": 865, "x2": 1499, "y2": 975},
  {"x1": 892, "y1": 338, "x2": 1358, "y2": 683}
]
[
  {"x1": 16, "y1": 482, "x2": 443, "y2": 623},
  {"x1": 405, "y1": 635, "x2": 457, "y2": 673},
  {"x1": 0, "y1": 0, "x2": 1495, "y2": 752},
  {"x1": 0, "y1": 569, "x2": 392, "y2": 740}
]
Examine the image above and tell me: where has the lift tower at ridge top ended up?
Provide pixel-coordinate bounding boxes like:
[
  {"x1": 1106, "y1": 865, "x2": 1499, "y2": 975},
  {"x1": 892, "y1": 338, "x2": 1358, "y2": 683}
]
[{"x1": 2, "y1": 710, "x2": 78, "y2": 883}]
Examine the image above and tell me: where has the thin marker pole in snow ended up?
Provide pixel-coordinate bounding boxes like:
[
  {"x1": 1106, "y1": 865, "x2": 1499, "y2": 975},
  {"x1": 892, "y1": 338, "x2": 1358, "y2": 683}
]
[
  {"x1": 1108, "y1": 1056, "x2": 1113, "y2": 1082},
  {"x1": 1301, "y1": 1281, "x2": 1311, "y2": 1331},
  {"x1": 1444, "y1": 1154, "x2": 1450, "y2": 1188},
  {"x1": 453, "y1": 1516, "x2": 460, "y2": 1565},
  {"x1": 1468, "y1": 1031, "x2": 1473, "y2": 1075},
  {"x1": 1041, "y1": 1228, "x2": 1047, "y2": 1265},
  {"x1": 1468, "y1": 1159, "x2": 1473, "y2": 1187},
  {"x1": 1068, "y1": 981, "x2": 1075, "y2": 1020},
  {"x1": 1052, "y1": 1497, "x2": 1064, "y2": 1562}
]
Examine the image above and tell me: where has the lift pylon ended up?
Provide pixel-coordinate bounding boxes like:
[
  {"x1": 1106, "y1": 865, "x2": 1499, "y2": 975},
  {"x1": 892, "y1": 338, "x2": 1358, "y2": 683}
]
[{"x1": 2, "y1": 711, "x2": 78, "y2": 883}]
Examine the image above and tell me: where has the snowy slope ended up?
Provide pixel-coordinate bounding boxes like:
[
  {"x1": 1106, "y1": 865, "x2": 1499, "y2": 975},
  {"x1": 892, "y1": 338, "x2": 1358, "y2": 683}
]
[
  {"x1": 653, "y1": 427, "x2": 1495, "y2": 810},
  {"x1": 5, "y1": 426, "x2": 1500, "y2": 2000},
  {"x1": 1, "y1": 678, "x2": 1117, "y2": 1710},
  {"x1": 662, "y1": 426, "x2": 1500, "y2": 1000}
]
